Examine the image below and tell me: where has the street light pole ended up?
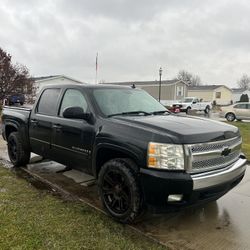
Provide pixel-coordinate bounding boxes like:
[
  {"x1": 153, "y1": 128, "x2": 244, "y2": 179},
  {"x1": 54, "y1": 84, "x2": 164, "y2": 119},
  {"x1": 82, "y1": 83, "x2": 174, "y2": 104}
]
[{"x1": 158, "y1": 67, "x2": 162, "y2": 102}]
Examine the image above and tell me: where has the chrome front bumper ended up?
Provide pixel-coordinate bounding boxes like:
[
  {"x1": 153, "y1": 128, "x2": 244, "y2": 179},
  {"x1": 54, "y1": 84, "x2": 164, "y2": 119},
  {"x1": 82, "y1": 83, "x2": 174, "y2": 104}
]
[{"x1": 191, "y1": 157, "x2": 247, "y2": 190}]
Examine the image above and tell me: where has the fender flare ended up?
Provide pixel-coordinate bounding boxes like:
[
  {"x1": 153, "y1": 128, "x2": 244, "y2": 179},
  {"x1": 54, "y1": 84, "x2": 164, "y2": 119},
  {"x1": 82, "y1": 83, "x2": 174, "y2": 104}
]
[{"x1": 92, "y1": 143, "x2": 141, "y2": 178}]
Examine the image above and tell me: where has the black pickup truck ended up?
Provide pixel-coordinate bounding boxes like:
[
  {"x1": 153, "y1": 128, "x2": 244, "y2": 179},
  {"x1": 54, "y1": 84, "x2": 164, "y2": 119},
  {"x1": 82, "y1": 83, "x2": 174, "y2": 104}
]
[{"x1": 1, "y1": 84, "x2": 247, "y2": 223}]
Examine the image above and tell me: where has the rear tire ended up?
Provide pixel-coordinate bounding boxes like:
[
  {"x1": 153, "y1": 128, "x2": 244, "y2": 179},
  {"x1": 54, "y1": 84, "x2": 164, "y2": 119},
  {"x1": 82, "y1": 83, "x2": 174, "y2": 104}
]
[
  {"x1": 186, "y1": 107, "x2": 191, "y2": 114},
  {"x1": 225, "y1": 112, "x2": 235, "y2": 122},
  {"x1": 7, "y1": 132, "x2": 30, "y2": 167},
  {"x1": 98, "y1": 158, "x2": 144, "y2": 224}
]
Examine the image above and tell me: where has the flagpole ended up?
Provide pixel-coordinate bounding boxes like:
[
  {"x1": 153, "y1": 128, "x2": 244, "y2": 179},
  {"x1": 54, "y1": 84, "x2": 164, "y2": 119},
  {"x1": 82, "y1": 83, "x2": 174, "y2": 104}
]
[{"x1": 95, "y1": 52, "x2": 98, "y2": 84}]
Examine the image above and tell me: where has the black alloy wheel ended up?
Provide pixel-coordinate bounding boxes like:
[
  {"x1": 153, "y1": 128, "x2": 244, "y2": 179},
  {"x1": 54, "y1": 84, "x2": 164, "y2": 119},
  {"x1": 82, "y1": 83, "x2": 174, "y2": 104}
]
[
  {"x1": 8, "y1": 136, "x2": 17, "y2": 162},
  {"x1": 7, "y1": 132, "x2": 30, "y2": 167},
  {"x1": 102, "y1": 169, "x2": 131, "y2": 214},
  {"x1": 98, "y1": 158, "x2": 143, "y2": 223}
]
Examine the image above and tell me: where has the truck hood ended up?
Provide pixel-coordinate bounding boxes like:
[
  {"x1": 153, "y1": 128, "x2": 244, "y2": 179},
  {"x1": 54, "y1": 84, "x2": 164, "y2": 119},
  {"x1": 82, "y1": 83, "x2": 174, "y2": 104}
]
[{"x1": 112, "y1": 114, "x2": 239, "y2": 144}]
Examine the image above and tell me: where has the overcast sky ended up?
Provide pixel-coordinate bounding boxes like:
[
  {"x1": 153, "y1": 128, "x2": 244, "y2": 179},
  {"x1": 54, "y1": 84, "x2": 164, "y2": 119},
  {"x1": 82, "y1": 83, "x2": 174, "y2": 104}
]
[{"x1": 1, "y1": 0, "x2": 250, "y2": 87}]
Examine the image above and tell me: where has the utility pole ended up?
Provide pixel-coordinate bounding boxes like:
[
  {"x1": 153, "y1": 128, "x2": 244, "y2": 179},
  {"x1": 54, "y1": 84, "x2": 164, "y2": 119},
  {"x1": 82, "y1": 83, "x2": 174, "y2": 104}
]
[{"x1": 158, "y1": 67, "x2": 162, "y2": 102}]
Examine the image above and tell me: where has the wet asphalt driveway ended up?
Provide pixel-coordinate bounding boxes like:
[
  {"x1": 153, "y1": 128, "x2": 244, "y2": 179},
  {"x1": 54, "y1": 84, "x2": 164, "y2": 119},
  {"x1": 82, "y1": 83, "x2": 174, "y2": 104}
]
[{"x1": 0, "y1": 135, "x2": 250, "y2": 249}]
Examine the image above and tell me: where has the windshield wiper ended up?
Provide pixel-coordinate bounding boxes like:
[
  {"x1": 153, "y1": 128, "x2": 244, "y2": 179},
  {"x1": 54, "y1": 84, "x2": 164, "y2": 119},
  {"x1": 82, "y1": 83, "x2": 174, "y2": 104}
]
[
  {"x1": 108, "y1": 111, "x2": 151, "y2": 117},
  {"x1": 150, "y1": 110, "x2": 170, "y2": 115}
]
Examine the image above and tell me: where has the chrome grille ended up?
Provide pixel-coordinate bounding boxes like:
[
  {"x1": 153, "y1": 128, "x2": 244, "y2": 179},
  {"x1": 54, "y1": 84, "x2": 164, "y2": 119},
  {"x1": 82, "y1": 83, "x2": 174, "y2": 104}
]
[
  {"x1": 187, "y1": 137, "x2": 242, "y2": 173},
  {"x1": 191, "y1": 136, "x2": 241, "y2": 153}
]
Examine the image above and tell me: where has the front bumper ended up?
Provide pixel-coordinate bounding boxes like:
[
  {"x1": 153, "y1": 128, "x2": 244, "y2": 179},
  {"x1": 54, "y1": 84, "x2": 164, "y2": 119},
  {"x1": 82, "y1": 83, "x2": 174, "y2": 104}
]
[{"x1": 140, "y1": 156, "x2": 247, "y2": 208}]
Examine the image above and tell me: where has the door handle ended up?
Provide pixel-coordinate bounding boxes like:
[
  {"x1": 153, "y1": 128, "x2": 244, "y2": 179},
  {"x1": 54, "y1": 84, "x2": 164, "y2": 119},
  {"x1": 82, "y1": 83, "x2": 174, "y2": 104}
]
[
  {"x1": 52, "y1": 124, "x2": 62, "y2": 130},
  {"x1": 30, "y1": 119, "x2": 38, "y2": 125}
]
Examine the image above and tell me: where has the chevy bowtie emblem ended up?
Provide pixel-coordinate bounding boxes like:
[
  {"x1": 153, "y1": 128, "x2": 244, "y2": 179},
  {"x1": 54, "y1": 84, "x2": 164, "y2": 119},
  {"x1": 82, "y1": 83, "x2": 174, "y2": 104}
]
[{"x1": 221, "y1": 147, "x2": 231, "y2": 157}]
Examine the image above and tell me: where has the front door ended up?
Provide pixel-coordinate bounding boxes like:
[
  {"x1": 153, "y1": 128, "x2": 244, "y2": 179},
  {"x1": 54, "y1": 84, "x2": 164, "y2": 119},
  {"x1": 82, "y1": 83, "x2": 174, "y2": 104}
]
[{"x1": 51, "y1": 88, "x2": 95, "y2": 173}]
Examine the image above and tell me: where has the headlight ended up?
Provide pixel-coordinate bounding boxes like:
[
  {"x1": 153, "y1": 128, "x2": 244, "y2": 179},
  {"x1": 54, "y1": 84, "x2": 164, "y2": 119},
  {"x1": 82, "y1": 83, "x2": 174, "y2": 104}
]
[{"x1": 147, "y1": 142, "x2": 184, "y2": 170}]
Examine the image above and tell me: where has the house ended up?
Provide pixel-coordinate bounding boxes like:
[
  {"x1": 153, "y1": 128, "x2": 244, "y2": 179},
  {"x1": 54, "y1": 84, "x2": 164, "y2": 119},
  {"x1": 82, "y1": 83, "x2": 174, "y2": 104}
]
[
  {"x1": 33, "y1": 75, "x2": 86, "y2": 95},
  {"x1": 232, "y1": 88, "x2": 250, "y2": 103},
  {"x1": 103, "y1": 80, "x2": 188, "y2": 105},
  {"x1": 188, "y1": 85, "x2": 233, "y2": 105}
]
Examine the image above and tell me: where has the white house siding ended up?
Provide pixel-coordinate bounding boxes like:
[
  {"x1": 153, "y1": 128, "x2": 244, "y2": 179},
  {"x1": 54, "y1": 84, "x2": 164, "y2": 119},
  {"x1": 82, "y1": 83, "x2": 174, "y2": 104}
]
[
  {"x1": 188, "y1": 86, "x2": 232, "y2": 105},
  {"x1": 140, "y1": 82, "x2": 187, "y2": 101},
  {"x1": 212, "y1": 86, "x2": 233, "y2": 105},
  {"x1": 35, "y1": 76, "x2": 84, "y2": 95},
  {"x1": 232, "y1": 90, "x2": 250, "y2": 103}
]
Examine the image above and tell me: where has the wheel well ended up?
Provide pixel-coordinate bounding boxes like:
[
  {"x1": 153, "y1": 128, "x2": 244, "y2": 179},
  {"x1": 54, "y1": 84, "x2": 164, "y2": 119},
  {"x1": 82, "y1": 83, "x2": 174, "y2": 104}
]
[
  {"x1": 5, "y1": 125, "x2": 17, "y2": 139},
  {"x1": 95, "y1": 148, "x2": 138, "y2": 177}
]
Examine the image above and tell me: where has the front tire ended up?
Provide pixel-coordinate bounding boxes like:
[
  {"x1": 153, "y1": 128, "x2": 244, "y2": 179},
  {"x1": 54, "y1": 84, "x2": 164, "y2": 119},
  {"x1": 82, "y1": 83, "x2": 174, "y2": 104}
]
[
  {"x1": 98, "y1": 158, "x2": 144, "y2": 224},
  {"x1": 225, "y1": 112, "x2": 235, "y2": 122},
  {"x1": 7, "y1": 132, "x2": 30, "y2": 167}
]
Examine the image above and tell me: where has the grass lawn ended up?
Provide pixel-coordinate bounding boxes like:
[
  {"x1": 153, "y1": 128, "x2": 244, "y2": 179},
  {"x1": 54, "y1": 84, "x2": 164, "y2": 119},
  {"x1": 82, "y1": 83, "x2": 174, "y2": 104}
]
[
  {"x1": 225, "y1": 121, "x2": 250, "y2": 160},
  {"x1": 0, "y1": 166, "x2": 165, "y2": 250}
]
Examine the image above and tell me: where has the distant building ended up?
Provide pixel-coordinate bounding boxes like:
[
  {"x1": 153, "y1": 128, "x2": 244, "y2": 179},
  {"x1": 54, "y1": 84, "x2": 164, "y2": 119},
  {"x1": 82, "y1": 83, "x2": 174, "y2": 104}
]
[
  {"x1": 188, "y1": 85, "x2": 233, "y2": 105},
  {"x1": 33, "y1": 75, "x2": 86, "y2": 95},
  {"x1": 232, "y1": 88, "x2": 250, "y2": 103},
  {"x1": 103, "y1": 80, "x2": 188, "y2": 105}
]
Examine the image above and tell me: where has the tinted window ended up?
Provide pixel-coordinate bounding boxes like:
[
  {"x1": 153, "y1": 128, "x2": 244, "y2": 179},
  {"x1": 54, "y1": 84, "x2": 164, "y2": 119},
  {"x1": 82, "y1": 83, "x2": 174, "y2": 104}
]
[
  {"x1": 37, "y1": 89, "x2": 61, "y2": 115},
  {"x1": 93, "y1": 88, "x2": 166, "y2": 116},
  {"x1": 59, "y1": 89, "x2": 88, "y2": 116},
  {"x1": 247, "y1": 104, "x2": 250, "y2": 109},
  {"x1": 234, "y1": 104, "x2": 247, "y2": 109}
]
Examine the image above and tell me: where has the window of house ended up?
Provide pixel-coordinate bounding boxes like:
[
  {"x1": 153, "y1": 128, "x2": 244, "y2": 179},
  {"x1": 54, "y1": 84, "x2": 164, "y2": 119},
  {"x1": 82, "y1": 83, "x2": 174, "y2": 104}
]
[
  {"x1": 216, "y1": 92, "x2": 221, "y2": 98},
  {"x1": 177, "y1": 86, "x2": 184, "y2": 96},
  {"x1": 59, "y1": 89, "x2": 88, "y2": 117},
  {"x1": 37, "y1": 88, "x2": 61, "y2": 115}
]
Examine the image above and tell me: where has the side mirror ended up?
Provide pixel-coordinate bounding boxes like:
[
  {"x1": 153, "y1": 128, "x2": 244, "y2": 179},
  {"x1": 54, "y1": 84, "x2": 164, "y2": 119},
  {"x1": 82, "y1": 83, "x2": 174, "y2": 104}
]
[
  {"x1": 63, "y1": 107, "x2": 90, "y2": 120},
  {"x1": 192, "y1": 101, "x2": 197, "y2": 104}
]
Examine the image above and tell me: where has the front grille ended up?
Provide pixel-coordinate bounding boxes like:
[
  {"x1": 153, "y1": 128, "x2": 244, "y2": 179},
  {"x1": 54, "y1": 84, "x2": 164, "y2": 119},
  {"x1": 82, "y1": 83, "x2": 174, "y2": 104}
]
[
  {"x1": 191, "y1": 136, "x2": 241, "y2": 153},
  {"x1": 187, "y1": 137, "x2": 242, "y2": 173}
]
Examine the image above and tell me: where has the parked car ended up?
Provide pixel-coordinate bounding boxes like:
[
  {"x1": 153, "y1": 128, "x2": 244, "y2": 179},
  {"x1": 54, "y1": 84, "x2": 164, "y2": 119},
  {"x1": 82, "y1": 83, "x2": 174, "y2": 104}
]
[
  {"x1": 5, "y1": 94, "x2": 25, "y2": 106},
  {"x1": 1, "y1": 84, "x2": 247, "y2": 223},
  {"x1": 168, "y1": 104, "x2": 181, "y2": 113},
  {"x1": 172, "y1": 97, "x2": 212, "y2": 114},
  {"x1": 220, "y1": 102, "x2": 250, "y2": 121}
]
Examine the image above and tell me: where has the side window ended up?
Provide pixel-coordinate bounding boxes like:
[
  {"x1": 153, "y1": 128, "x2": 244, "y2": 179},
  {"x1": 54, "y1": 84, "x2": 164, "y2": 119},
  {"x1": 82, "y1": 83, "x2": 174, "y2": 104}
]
[
  {"x1": 177, "y1": 86, "x2": 184, "y2": 96},
  {"x1": 234, "y1": 104, "x2": 247, "y2": 109},
  {"x1": 216, "y1": 92, "x2": 221, "y2": 98},
  {"x1": 37, "y1": 88, "x2": 61, "y2": 115},
  {"x1": 59, "y1": 89, "x2": 88, "y2": 117}
]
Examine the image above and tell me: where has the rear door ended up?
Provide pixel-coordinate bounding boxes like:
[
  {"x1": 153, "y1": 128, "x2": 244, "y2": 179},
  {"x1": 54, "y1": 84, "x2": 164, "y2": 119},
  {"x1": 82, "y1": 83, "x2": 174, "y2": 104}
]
[
  {"x1": 245, "y1": 103, "x2": 250, "y2": 120},
  {"x1": 51, "y1": 88, "x2": 95, "y2": 173},
  {"x1": 192, "y1": 98, "x2": 200, "y2": 110},
  {"x1": 29, "y1": 88, "x2": 61, "y2": 157}
]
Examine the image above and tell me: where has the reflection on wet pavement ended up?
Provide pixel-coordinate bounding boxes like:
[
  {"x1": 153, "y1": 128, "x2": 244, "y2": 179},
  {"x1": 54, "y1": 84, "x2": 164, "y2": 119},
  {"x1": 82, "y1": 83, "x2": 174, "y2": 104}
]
[{"x1": 0, "y1": 138, "x2": 250, "y2": 250}]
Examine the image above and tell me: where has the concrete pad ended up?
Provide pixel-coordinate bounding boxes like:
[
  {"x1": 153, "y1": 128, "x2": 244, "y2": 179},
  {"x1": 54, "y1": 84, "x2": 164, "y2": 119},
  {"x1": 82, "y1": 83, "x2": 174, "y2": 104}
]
[
  {"x1": 27, "y1": 161, "x2": 66, "y2": 173},
  {"x1": 80, "y1": 179, "x2": 96, "y2": 187},
  {"x1": 63, "y1": 169, "x2": 95, "y2": 184}
]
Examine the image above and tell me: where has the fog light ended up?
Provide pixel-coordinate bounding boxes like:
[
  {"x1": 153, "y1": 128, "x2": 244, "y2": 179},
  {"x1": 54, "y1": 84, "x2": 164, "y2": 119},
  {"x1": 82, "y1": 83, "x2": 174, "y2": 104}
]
[{"x1": 167, "y1": 194, "x2": 183, "y2": 202}]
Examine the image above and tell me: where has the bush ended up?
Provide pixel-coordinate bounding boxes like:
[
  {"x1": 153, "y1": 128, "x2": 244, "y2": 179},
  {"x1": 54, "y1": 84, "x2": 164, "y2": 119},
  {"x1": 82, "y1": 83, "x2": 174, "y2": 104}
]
[{"x1": 239, "y1": 94, "x2": 249, "y2": 102}]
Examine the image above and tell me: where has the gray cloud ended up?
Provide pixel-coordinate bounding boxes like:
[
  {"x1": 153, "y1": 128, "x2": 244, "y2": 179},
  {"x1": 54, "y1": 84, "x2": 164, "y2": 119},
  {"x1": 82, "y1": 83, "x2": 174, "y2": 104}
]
[{"x1": 0, "y1": 0, "x2": 250, "y2": 86}]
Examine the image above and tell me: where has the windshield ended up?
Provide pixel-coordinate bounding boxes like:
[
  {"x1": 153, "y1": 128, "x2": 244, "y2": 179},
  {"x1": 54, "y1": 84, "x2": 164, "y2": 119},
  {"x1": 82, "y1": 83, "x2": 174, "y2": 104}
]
[
  {"x1": 93, "y1": 88, "x2": 167, "y2": 116},
  {"x1": 182, "y1": 98, "x2": 194, "y2": 103}
]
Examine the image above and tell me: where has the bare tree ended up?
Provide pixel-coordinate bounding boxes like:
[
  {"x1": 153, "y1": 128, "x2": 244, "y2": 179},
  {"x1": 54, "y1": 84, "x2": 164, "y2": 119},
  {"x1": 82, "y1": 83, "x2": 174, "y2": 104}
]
[
  {"x1": 0, "y1": 47, "x2": 34, "y2": 105},
  {"x1": 177, "y1": 70, "x2": 202, "y2": 86},
  {"x1": 237, "y1": 74, "x2": 250, "y2": 90}
]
